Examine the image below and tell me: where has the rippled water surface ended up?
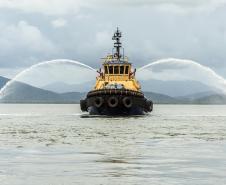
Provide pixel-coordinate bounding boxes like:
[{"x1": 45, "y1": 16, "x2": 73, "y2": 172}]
[{"x1": 0, "y1": 104, "x2": 226, "y2": 185}]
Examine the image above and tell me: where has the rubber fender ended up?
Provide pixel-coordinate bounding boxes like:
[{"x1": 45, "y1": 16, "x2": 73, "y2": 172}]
[
  {"x1": 107, "y1": 96, "x2": 119, "y2": 108},
  {"x1": 122, "y1": 97, "x2": 133, "y2": 108},
  {"x1": 94, "y1": 97, "x2": 104, "y2": 108}
]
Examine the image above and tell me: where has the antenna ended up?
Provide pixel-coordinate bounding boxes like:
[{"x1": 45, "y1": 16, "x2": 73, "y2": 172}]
[{"x1": 112, "y1": 27, "x2": 122, "y2": 60}]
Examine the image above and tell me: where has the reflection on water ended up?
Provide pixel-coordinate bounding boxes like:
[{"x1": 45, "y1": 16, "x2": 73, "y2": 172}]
[{"x1": 0, "y1": 104, "x2": 226, "y2": 185}]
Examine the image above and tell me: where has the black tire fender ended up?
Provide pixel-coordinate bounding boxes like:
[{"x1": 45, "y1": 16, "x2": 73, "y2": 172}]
[
  {"x1": 94, "y1": 97, "x2": 104, "y2": 108},
  {"x1": 122, "y1": 97, "x2": 133, "y2": 108},
  {"x1": 107, "y1": 96, "x2": 118, "y2": 108}
]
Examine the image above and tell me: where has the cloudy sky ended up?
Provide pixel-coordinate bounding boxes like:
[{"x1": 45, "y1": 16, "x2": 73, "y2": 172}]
[{"x1": 0, "y1": 0, "x2": 226, "y2": 82}]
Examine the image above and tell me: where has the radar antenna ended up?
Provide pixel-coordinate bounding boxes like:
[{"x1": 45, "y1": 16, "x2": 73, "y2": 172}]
[{"x1": 112, "y1": 27, "x2": 122, "y2": 60}]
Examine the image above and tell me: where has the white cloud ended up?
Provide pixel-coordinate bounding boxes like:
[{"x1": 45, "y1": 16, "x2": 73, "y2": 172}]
[
  {"x1": 0, "y1": 21, "x2": 56, "y2": 54},
  {"x1": 0, "y1": 0, "x2": 82, "y2": 15},
  {"x1": 51, "y1": 18, "x2": 67, "y2": 28},
  {"x1": 0, "y1": 0, "x2": 226, "y2": 79},
  {"x1": 90, "y1": 0, "x2": 226, "y2": 13},
  {"x1": 0, "y1": 0, "x2": 225, "y2": 15},
  {"x1": 76, "y1": 30, "x2": 112, "y2": 57},
  {"x1": 0, "y1": 20, "x2": 59, "y2": 69},
  {"x1": 92, "y1": 0, "x2": 226, "y2": 7},
  {"x1": 95, "y1": 31, "x2": 111, "y2": 47}
]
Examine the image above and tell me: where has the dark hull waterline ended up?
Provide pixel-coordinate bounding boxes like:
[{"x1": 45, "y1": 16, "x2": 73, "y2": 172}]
[
  {"x1": 80, "y1": 89, "x2": 153, "y2": 116},
  {"x1": 88, "y1": 106, "x2": 146, "y2": 115}
]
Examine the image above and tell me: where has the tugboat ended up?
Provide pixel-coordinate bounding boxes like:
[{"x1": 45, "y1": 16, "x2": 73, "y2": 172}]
[{"x1": 80, "y1": 28, "x2": 153, "y2": 115}]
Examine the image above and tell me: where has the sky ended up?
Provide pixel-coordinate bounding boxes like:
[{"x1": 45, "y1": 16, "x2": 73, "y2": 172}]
[{"x1": 0, "y1": 0, "x2": 226, "y2": 84}]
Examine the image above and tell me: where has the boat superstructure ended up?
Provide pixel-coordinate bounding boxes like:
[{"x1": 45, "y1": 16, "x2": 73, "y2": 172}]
[{"x1": 80, "y1": 28, "x2": 153, "y2": 115}]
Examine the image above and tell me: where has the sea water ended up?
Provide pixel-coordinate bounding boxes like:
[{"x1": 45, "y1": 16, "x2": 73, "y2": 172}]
[{"x1": 0, "y1": 104, "x2": 226, "y2": 185}]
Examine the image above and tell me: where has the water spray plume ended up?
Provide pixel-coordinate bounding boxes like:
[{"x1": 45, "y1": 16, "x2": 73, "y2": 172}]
[
  {"x1": 137, "y1": 58, "x2": 226, "y2": 93},
  {"x1": 0, "y1": 59, "x2": 96, "y2": 98}
]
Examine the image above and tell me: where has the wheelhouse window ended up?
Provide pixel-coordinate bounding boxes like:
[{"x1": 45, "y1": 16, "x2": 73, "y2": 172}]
[
  {"x1": 109, "y1": 66, "x2": 113, "y2": 74},
  {"x1": 120, "y1": 66, "x2": 124, "y2": 74},
  {"x1": 104, "y1": 66, "x2": 108, "y2": 74},
  {"x1": 114, "y1": 66, "x2": 119, "y2": 74},
  {"x1": 125, "y1": 66, "x2": 129, "y2": 74}
]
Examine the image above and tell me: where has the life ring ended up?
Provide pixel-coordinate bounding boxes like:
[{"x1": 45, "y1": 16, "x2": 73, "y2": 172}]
[
  {"x1": 108, "y1": 96, "x2": 118, "y2": 108},
  {"x1": 94, "y1": 97, "x2": 104, "y2": 108},
  {"x1": 122, "y1": 97, "x2": 133, "y2": 108}
]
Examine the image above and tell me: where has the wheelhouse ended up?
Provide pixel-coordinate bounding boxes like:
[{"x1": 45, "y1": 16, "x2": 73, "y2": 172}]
[{"x1": 104, "y1": 64, "x2": 131, "y2": 75}]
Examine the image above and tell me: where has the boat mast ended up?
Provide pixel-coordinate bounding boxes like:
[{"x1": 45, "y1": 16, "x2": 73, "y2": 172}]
[{"x1": 112, "y1": 27, "x2": 122, "y2": 60}]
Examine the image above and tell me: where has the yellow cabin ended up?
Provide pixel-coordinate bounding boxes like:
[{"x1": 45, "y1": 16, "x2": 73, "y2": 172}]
[{"x1": 94, "y1": 55, "x2": 141, "y2": 91}]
